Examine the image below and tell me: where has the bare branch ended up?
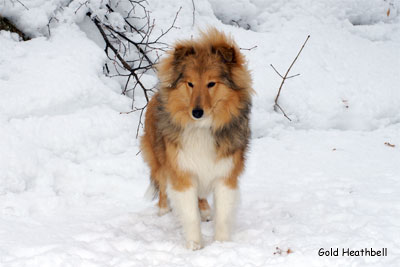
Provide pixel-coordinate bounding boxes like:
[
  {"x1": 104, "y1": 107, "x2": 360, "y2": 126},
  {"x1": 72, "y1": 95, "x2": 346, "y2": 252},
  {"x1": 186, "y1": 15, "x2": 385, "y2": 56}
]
[
  {"x1": 286, "y1": 73, "x2": 300, "y2": 79},
  {"x1": 271, "y1": 35, "x2": 310, "y2": 121},
  {"x1": 75, "y1": 1, "x2": 88, "y2": 14},
  {"x1": 90, "y1": 13, "x2": 150, "y2": 102},
  {"x1": 270, "y1": 64, "x2": 283, "y2": 79},
  {"x1": 191, "y1": 0, "x2": 195, "y2": 27},
  {"x1": 14, "y1": 0, "x2": 29, "y2": 10},
  {"x1": 274, "y1": 103, "x2": 292, "y2": 122},
  {"x1": 46, "y1": 16, "x2": 58, "y2": 37},
  {"x1": 87, "y1": 1, "x2": 180, "y2": 137},
  {"x1": 120, "y1": 103, "x2": 148, "y2": 138},
  {"x1": 240, "y1": 45, "x2": 258, "y2": 51},
  {"x1": 152, "y1": 7, "x2": 181, "y2": 43},
  {"x1": 136, "y1": 106, "x2": 145, "y2": 138}
]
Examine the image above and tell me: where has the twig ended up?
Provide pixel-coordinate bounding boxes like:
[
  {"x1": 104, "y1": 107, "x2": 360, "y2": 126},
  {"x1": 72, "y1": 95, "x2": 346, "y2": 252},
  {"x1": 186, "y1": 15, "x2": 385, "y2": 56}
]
[
  {"x1": 46, "y1": 17, "x2": 58, "y2": 37},
  {"x1": 270, "y1": 64, "x2": 283, "y2": 79},
  {"x1": 87, "y1": 1, "x2": 180, "y2": 138},
  {"x1": 15, "y1": 0, "x2": 29, "y2": 10},
  {"x1": 103, "y1": 24, "x2": 154, "y2": 66},
  {"x1": 120, "y1": 103, "x2": 148, "y2": 138},
  {"x1": 136, "y1": 106, "x2": 146, "y2": 138},
  {"x1": 240, "y1": 45, "x2": 258, "y2": 51},
  {"x1": 286, "y1": 73, "x2": 300, "y2": 79},
  {"x1": 90, "y1": 14, "x2": 150, "y2": 102},
  {"x1": 104, "y1": 4, "x2": 154, "y2": 66},
  {"x1": 274, "y1": 103, "x2": 292, "y2": 122},
  {"x1": 75, "y1": 1, "x2": 88, "y2": 14},
  {"x1": 230, "y1": 19, "x2": 251, "y2": 30},
  {"x1": 271, "y1": 35, "x2": 310, "y2": 121},
  {"x1": 191, "y1": 0, "x2": 195, "y2": 27}
]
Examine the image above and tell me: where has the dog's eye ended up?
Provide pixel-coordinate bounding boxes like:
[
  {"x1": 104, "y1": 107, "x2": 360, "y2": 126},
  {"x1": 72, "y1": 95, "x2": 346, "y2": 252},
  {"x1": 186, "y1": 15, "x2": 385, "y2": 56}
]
[
  {"x1": 207, "y1": 82, "x2": 216, "y2": 88},
  {"x1": 188, "y1": 82, "x2": 194, "y2": 88}
]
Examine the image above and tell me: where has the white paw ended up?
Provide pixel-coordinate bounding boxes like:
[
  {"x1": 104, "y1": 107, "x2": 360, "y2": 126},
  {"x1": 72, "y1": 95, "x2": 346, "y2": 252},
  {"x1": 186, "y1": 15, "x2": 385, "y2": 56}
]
[
  {"x1": 157, "y1": 206, "x2": 171, "y2": 216},
  {"x1": 214, "y1": 228, "x2": 230, "y2": 242},
  {"x1": 186, "y1": 240, "x2": 203, "y2": 250},
  {"x1": 200, "y1": 209, "x2": 212, "y2": 222}
]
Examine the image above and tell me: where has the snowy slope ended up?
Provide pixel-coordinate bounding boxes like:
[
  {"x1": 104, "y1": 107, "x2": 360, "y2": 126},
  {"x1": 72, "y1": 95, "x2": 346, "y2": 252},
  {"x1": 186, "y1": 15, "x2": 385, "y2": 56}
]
[{"x1": 1, "y1": 0, "x2": 400, "y2": 266}]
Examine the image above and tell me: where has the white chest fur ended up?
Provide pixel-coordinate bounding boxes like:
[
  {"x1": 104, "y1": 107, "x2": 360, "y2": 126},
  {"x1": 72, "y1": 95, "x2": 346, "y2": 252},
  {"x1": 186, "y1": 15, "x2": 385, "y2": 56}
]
[{"x1": 177, "y1": 124, "x2": 233, "y2": 197}]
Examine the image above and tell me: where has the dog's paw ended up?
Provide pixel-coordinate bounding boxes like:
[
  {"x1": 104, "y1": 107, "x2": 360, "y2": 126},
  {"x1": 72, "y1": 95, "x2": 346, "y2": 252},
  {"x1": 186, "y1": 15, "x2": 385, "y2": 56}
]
[
  {"x1": 214, "y1": 235, "x2": 230, "y2": 242},
  {"x1": 186, "y1": 240, "x2": 203, "y2": 250},
  {"x1": 157, "y1": 206, "x2": 171, "y2": 216},
  {"x1": 200, "y1": 208, "x2": 212, "y2": 222},
  {"x1": 214, "y1": 229, "x2": 230, "y2": 242}
]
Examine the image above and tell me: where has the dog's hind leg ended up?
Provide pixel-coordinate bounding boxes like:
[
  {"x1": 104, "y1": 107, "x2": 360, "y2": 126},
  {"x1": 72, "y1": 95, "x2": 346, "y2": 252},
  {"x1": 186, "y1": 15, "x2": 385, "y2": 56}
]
[
  {"x1": 198, "y1": 198, "x2": 212, "y2": 222},
  {"x1": 157, "y1": 174, "x2": 171, "y2": 216}
]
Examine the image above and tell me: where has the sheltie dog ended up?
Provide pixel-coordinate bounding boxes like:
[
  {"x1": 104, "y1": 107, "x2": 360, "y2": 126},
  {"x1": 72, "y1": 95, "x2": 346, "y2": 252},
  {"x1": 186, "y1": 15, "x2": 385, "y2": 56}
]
[{"x1": 141, "y1": 28, "x2": 252, "y2": 250}]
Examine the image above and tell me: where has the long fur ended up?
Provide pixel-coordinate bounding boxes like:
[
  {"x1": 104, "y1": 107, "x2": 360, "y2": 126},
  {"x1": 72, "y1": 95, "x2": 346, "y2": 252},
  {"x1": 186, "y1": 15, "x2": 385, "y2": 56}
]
[{"x1": 140, "y1": 28, "x2": 253, "y2": 249}]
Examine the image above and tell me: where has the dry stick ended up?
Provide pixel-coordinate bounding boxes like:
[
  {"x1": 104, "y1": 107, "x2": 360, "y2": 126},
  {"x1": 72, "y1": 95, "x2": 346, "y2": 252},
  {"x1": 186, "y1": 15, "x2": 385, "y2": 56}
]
[
  {"x1": 46, "y1": 17, "x2": 59, "y2": 37},
  {"x1": 75, "y1": 1, "x2": 88, "y2": 14},
  {"x1": 120, "y1": 103, "x2": 148, "y2": 138},
  {"x1": 91, "y1": 14, "x2": 150, "y2": 102},
  {"x1": 152, "y1": 7, "x2": 181, "y2": 43},
  {"x1": 103, "y1": 24, "x2": 154, "y2": 67},
  {"x1": 191, "y1": 0, "x2": 195, "y2": 27},
  {"x1": 104, "y1": 4, "x2": 154, "y2": 66},
  {"x1": 271, "y1": 35, "x2": 310, "y2": 121},
  {"x1": 122, "y1": 74, "x2": 132, "y2": 95},
  {"x1": 136, "y1": 107, "x2": 146, "y2": 138},
  {"x1": 240, "y1": 45, "x2": 258, "y2": 51},
  {"x1": 89, "y1": 4, "x2": 181, "y2": 138},
  {"x1": 15, "y1": 0, "x2": 29, "y2": 10}
]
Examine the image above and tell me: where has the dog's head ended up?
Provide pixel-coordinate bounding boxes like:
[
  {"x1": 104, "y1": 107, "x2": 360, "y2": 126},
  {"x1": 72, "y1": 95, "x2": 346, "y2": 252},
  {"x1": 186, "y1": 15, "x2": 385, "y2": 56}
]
[{"x1": 157, "y1": 28, "x2": 252, "y2": 130}]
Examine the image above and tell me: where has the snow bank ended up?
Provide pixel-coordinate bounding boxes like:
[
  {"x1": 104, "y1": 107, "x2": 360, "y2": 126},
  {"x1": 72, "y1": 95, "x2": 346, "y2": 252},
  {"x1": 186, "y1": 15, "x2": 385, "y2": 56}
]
[{"x1": 0, "y1": 23, "x2": 146, "y2": 202}]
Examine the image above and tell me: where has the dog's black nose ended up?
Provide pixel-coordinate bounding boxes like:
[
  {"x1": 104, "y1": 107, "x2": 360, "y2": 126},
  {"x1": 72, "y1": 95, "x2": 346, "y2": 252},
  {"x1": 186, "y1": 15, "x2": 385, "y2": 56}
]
[{"x1": 192, "y1": 108, "x2": 204, "y2": 119}]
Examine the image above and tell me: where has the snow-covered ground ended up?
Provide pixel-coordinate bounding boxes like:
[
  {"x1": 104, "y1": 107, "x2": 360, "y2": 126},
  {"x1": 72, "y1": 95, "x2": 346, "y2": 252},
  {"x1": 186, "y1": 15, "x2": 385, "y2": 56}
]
[{"x1": 1, "y1": 0, "x2": 400, "y2": 266}]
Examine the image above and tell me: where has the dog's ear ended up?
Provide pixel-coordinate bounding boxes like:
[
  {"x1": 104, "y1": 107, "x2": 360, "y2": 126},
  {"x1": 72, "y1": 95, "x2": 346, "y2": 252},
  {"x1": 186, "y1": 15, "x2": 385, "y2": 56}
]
[
  {"x1": 212, "y1": 45, "x2": 236, "y2": 64},
  {"x1": 174, "y1": 44, "x2": 195, "y2": 62}
]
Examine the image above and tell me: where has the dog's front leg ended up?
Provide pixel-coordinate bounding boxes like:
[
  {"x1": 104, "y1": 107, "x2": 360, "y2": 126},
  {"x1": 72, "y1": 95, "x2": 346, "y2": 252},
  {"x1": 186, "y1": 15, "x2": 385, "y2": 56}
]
[
  {"x1": 165, "y1": 143, "x2": 202, "y2": 250},
  {"x1": 213, "y1": 151, "x2": 243, "y2": 242},
  {"x1": 168, "y1": 179, "x2": 202, "y2": 250},
  {"x1": 214, "y1": 178, "x2": 238, "y2": 242}
]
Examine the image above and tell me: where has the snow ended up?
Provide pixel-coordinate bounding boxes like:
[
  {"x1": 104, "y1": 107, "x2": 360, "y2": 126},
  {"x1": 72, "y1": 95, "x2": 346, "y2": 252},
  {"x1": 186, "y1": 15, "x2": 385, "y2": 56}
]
[{"x1": 1, "y1": 0, "x2": 400, "y2": 266}]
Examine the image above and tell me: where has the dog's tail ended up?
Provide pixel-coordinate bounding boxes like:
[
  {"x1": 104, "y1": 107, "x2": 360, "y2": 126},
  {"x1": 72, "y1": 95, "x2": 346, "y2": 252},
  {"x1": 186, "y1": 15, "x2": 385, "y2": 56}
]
[{"x1": 144, "y1": 180, "x2": 159, "y2": 201}]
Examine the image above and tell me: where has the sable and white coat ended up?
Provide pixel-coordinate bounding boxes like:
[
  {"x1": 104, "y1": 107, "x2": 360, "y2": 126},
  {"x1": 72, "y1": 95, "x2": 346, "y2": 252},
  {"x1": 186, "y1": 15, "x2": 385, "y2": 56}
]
[{"x1": 141, "y1": 28, "x2": 252, "y2": 250}]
